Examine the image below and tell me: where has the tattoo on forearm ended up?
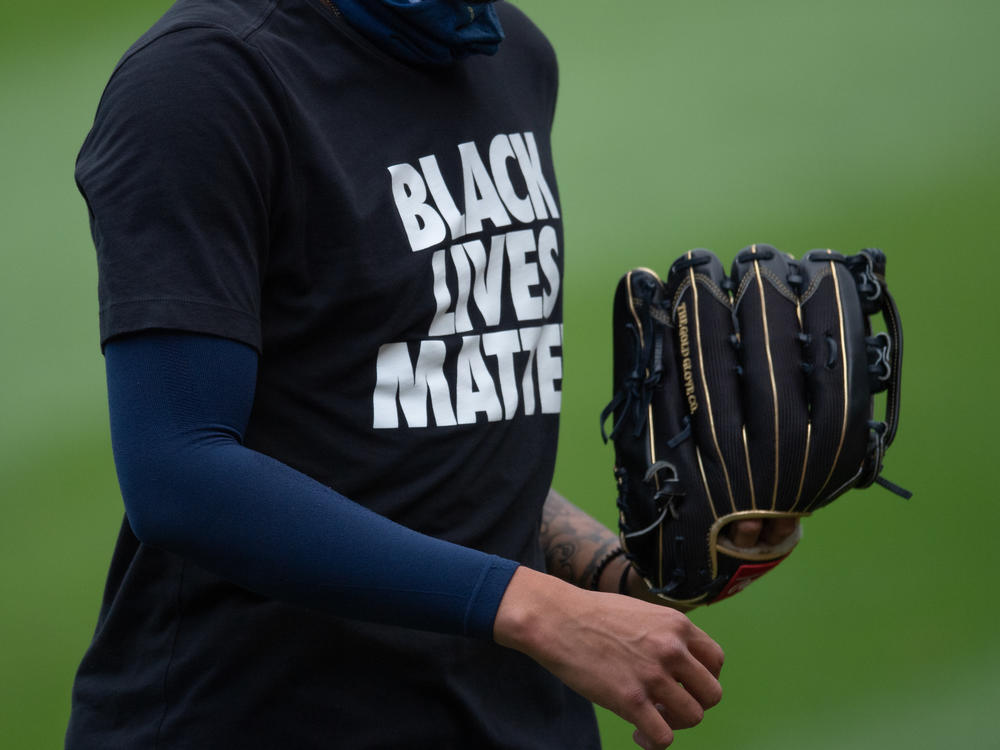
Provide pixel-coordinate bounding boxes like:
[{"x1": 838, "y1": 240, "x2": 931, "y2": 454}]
[
  {"x1": 541, "y1": 490, "x2": 621, "y2": 590},
  {"x1": 545, "y1": 540, "x2": 577, "y2": 583}
]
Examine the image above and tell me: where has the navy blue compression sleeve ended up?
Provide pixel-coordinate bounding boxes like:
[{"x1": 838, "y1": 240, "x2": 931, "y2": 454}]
[{"x1": 103, "y1": 331, "x2": 519, "y2": 638}]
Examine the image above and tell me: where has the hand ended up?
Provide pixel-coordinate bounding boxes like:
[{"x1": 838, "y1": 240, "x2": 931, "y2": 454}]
[
  {"x1": 724, "y1": 517, "x2": 800, "y2": 548},
  {"x1": 494, "y1": 567, "x2": 724, "y2": 750},
  {"x1": 617, "y1": 518, "x2": 802, "y2": 608}
]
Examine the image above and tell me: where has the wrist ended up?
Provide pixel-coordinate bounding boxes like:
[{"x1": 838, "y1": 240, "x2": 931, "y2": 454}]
[
  {"x1": 493, "y1": 566, "x2": 587, "y2": 658},
  {"x1": 492, "y1": 566, "x2": 549, "y2": 652}
]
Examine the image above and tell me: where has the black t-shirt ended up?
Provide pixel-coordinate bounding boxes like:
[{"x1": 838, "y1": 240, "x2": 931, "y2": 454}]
[{"x1": 68, "y1": 0, "x2": 599, "y2": 747}]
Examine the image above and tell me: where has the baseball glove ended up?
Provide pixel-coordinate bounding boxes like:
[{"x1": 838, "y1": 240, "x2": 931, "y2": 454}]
[{"x1": 601, "y1": 245, "x2": 908, "y2": 608}]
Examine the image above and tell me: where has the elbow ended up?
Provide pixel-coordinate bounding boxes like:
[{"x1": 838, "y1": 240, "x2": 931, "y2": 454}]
[
  {"x1": 102, "y1": 331, "x2": 256, "y2": 552},
  {"x1": 113, "y1": 445, "x2": 187, "y2": 550},
  {"x1": 122, "y1": 495, "x2": 171, "y2": 549}
]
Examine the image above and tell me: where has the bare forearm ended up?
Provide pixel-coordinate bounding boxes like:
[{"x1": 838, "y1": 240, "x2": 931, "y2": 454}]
[
  {"x1": 541, "y1": 489, "x2": 690, "y2": 608},
  {"x1": 540, "y1": 488, "x2": 629, "y2": 593}
]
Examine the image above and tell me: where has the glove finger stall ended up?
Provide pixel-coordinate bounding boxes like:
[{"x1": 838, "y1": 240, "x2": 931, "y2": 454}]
[
  {"x1": 729, "y1": 245, "x2": 810, "y2": 513},
  {"x1": 795, "y1": 250, "x2": 871, "y2": 509},
  {"x1": 665, "y1": 249, "x2": 748, "y2": 520}
]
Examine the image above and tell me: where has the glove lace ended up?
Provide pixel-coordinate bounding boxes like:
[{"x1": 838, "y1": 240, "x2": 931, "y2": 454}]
[{"x1": 600, "y1": 316, "x2": 667, "y2": 443}]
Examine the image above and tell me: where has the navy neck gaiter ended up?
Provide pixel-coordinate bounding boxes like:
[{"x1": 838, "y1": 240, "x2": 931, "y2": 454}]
[{"x1": 332, "y1": 0, "x2": 505, "y2": 67}]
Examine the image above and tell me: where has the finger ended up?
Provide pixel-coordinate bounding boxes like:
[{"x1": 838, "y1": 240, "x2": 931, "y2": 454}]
[
  {"x1": 685, "y1": 625, "x2": 725, "y2": 678},
  {"x1": 726, "y1": 518, "x2": 762, "y2": 548},
  {"x1": 652, "y1": 680, "x2": 707, "y2": 729},
  {"x1": 762, "y1": 517, "x2": 799, "y2": 545},
  {"x1": 672, "y1": 654, "x2": 723, "y2": 711},
  {"x1": 627, "y1": 701, "x2": 674, "y2": 750},
  {"x1": 633, "y1": 728, "x2": 672, "y2": 750}
]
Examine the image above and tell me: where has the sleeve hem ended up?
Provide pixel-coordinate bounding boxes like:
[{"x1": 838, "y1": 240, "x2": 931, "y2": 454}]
[
  {"x1": 99, "y1": 298, "x2": 261, "y2": 353},
  {"x1": 463, "y1": 557, "x2": 520, "y2": 639}
]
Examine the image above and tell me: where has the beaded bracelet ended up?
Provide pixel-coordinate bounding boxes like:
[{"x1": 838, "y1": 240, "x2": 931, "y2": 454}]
[{"x1": 589, "y1": 546, "x2": 626, "y2": 591}]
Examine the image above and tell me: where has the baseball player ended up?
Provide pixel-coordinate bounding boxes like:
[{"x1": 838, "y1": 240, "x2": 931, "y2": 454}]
[{"x1": 66, "y1": 2, "x2": 792, "y2": 748}]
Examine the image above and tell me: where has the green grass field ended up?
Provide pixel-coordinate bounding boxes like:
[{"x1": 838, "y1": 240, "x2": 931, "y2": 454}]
[{"x1": 2, "y1": 1, "x2": 998, "y2": 747}]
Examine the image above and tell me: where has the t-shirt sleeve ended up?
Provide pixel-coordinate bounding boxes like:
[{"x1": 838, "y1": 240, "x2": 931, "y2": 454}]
[{"x1": 76, "y1": 28, "x2": 287, "y2": 351}]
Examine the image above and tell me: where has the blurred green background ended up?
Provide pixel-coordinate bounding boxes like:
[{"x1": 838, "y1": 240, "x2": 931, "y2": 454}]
[{"x1": 1, "y1": 1, "x2": 997, "y2": 747}]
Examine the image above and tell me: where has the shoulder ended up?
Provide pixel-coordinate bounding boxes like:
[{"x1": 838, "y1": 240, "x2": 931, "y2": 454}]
[
  {"x1": 496, "y1": 1, "x2": 557, "y2": 67},
  {"x1": 98, "y1": 0, "x2": 284, "y2": 118},
  {"x1": 86, "y1": 1, "x2": 289, "y2": 146},
  {"x1": 121, "y1": 0, "x2": 278, "y2": 61},
  {"x1": 491, "y1": 2, "x2": 559, "y2": 116},
  {"x1": 77, "y1": 5, "x2": 289, "y2": 202}
]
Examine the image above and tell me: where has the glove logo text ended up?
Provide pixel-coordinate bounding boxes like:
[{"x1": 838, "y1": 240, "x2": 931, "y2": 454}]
[{"x1": 676, "y1": 302, "x2": 699, "y2": 414}]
